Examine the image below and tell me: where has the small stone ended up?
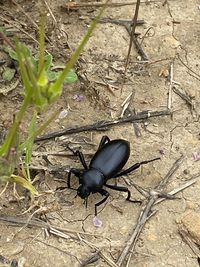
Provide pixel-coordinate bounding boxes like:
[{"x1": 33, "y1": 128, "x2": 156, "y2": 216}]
[
  {"x1": 159, "y1": 68, "x2": 169, "y2": 78},
  {"x1": 186, "y1": 200, "x2": 198, "y2": 210},
  {"x1": 187, "y1": 87, "x2": 196, "y2": 98},
  {"x1": 93, "y1": 216, "x2": 103, "y2": 227},
  {"x1": 178, "y1": 211, "x2": 200, "y2": 245},
  {"x1": 18, "y1": 257, "x2": 26, "y2": 267},
  {"x1": 58, "y1": 109, "x2": 68, "y2": 119},
  {"x1": 147, "y1": 233, "x2": 157, "y2": 241},
  {"x1": 192, "y1": 151, "x2": 200, "y2": 161}
]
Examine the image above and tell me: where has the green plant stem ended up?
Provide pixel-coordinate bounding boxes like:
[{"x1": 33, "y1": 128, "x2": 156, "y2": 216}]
[
  {"x1": 38, "y1": 14, "x2": 46, "y2": 75},
  {"x1": 0, "y1": 94, "x2": 31, "y2": 157},
  {"x1": 36, "y1": 107, "x2": 62, "y2": 137}
]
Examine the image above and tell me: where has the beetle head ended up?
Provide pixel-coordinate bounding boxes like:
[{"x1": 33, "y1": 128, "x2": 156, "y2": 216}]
[{"x1": 77, "y1": 185, "x2": 90, "y2": 199}]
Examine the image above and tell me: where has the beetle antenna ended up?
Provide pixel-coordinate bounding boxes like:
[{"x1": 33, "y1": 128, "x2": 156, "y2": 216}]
[{"x1": 69, "y1": 187, "x2": 77, "y2": 191}]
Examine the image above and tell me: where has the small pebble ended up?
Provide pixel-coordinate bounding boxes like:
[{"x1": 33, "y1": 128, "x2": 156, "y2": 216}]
[
  {"x1": 58, "y1": 109, "x2": 68, "y2": 119},
  {"x1": 93, "y1": 216, "x2": 103, "y2": 228},
  {"x1": 159, "y1": 148, "x2": 166, "y2": 155},
  {"x1": 192, "y1": 151, "x2": 200, "y2": 161},
  {"x1": 73, "y1": 94, "x2": 85, "y2": 102}
]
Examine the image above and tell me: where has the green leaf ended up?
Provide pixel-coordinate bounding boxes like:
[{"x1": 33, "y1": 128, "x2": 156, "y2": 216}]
[
  {"x1": 2, "y1": 67, "x2": 16, "y2": 81},
  {"x1": 47, "y1": 69, "x2": 78, "y2": 83},
  {"x1": 57, "y1": 69, "x2": 78, "y2": 84},
  {"x1": 47, "y1": 70, "x2": 57, "y2": 81},
  {"x1": 64, "y1": 69, "x2": 78, "y2": 83},
  {"x1": 6, "y1": 47, "x2": 18, "y2": 61},
  {"x1": 10, "y1": 175, "x2": 38, "y2": 195}
]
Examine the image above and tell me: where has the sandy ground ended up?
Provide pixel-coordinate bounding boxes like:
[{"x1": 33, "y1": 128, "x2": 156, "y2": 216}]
[{"x1": 0, "y1": 0, "x2": 200, "y2": 266}]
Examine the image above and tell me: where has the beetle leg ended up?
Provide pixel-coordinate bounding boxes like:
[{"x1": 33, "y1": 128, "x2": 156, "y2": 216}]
[
  {"x1": 97, "y1": 135, "x2": 111, "y2": 150},
  {"x1": 113, "y1": 157, "x2": 160, "y2": 178},
  {"x1": 95, "y1": 189, "x2": 110, "y2": 216},
  {"x1": 104, "y1": 184, "x2": 141, "y2": 203},
  {"x1": 67, "y1": 168, "x2": 82, "y2": 188},
  {"x1": 77, "y1": 151, "x2": 88, "y2": 169},
  {"x1": 67, "y1": 145, "x2": 88, "y2": 170},
  {"x1": 83, "y1": 197, "x2": 88, "y2": 209}
]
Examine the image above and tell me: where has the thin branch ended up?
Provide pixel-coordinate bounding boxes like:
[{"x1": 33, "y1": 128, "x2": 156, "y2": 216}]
[
  {"x1": 11, "y1": 0, "x2": 39, "y2": 30},
  {"x1": 156, "y1": 155, "x2": 183, "y2": 190},
  {"x1": 167, "y1": 62, "x2": 173, "y2": 109},
  {"x1": 125, "y1": 0, "x2": 142, "y2": 73},
  {"x1": 179, "y1": 226, "x2": 200, "y2": 258},
  {"x1": 78, "y1": 234, "x2": 118, "y2": 267},
  {"x1": 154, "y1": 174, "x2": 200, "y2": 205},
  {"x1": 0, "y1": 30, "x2": 15, "y2": 50},
  {"x1": 0, "y1": 215, "x2": 102, "y2": 237},
  {"x1": 116, "y1": 155, "x2": 184, "y2": 266},
  {"x1": 80, "y1": 251, "x2": 100, "y2": 267},
  {"x1": 35, "y1": 109, "x2": 171, "y2": 142},
  {"x1": 62, "y1": 1, "x2": 158, "y2": 10},
  {"x1": 172, "y1": 86, "x2": 194, "y2": 110},
  {"x1": 177, "y1": 53, "x2": 200, "y2": 80}
]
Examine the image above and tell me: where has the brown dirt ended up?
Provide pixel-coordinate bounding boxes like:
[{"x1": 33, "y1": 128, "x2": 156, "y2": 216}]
[{"x1": 0, "y1": 1, "x2": 200, "y2": 266}]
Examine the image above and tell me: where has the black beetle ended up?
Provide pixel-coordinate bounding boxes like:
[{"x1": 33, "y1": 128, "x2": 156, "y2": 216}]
[{"x1": 67, "y1": 136, "x2": 160, "y2": 215}]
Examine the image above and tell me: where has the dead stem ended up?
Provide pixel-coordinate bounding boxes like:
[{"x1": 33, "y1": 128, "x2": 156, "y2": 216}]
[
  {"x1": 125, "y1": 0, "x2": 142, "y2": 72},
  {"x1": 0, "y1": 30, "x2": 15, "y2": 50},
  {"x1": 116, "y1": 155, "x2": 184, "y2": 266},
  {"x1": 11, "y1": 0, "x2": 39, "y2": 30},
  {"x1": 0, "y1": 14, "x2": 40, "y2": 45},
  {"x1": 62, "y1": 1, "x2": 158, "y2": 10},
  {"x1": 78, "y1": 233, "x2": 118, "y2": 267},
  {"x1": 35, "y1": 109, "x2": 171, "y2": 142},
  {"x1": 172, "y1": 86, "x2": 194, "y2": 111},
  {"x1": 80, "y1": 250, "x2": 100, "y2": 267},
  {"x1": 167, "y1": 62, "x2": 173, "y2": 110},
  {"x1": 42, "y1": 0, "x2": 57, "y2": 25},
  {"x1": 177, "y1": 53, "x2": 200, "y2": 81},
  {"x1": 179, "y1": 226, "x2": 200, "y2": 259},
  {"x1": 0, "y1": 215, "x2": 103, "y2": 237},
  {"x1": 0, "y1": 182, "x2": 9, "y2": 198}
]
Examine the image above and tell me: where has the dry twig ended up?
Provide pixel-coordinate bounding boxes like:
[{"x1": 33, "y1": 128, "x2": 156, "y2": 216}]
[
  {"x1": 172, "y1": 86, "x2": 195, "y2": 111},
  {"x1": 0, "y1": 215, "x2": 102, "y2": 237},
  {"x1": 11, "y1": 0, "x2": 39, "y2": 30},
  {"x1": 167, "y1": 62, "x2": 173, "y2": 110},
  {"x1": 62, "y1": 1, "x2": 155, "y2": 10},
  {"x1": 179, "y1": 226, "x2": 200, "y2": 259},
  {"x1": 35, "y1": 109, "x2": 171, "y2": 142},
  {"x1": 125, "y1": 0, "x2": 142, "y2": 74},
  {"x1": 116, "y1": 155, "x2": 184, "y2": 266},
  {"x1": 0, "y1": 182, "x2": 9, "y2": 198},
  {"x1": 78, "y1": 233, "x2": 118, "y2": 267}
]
